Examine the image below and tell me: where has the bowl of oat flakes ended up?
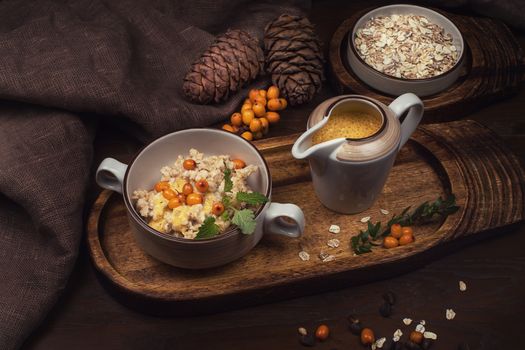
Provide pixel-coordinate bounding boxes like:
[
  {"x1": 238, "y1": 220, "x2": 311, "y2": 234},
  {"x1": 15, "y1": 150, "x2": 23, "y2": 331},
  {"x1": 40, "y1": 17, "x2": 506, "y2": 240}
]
[
  {"x1": 347, "y1": 4, "x2": 465, "y2": 96},
  {"x1": 95, "y1": 128, "x2": 304, "y2": 269}
]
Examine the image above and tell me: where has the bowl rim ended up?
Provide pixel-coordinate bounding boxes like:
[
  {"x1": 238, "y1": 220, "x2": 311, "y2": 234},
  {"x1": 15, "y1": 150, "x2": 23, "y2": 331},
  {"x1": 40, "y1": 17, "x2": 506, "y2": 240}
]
[
  {"x1": 122, "y1": 128, "x2": 272, "y2": 244},
  {"x1": 348, "y1": 4, "x2": 466, "y2": 82}
]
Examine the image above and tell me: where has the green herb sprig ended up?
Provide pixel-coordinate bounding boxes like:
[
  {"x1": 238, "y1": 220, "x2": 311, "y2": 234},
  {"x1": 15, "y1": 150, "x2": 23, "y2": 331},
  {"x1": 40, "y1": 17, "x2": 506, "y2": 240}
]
[
  {"x1": 196, "y1": 166, "x2": 268, "y2": 239},
  {"x1": 351, "y1": 195, "x2": 459, "y2": 255}
]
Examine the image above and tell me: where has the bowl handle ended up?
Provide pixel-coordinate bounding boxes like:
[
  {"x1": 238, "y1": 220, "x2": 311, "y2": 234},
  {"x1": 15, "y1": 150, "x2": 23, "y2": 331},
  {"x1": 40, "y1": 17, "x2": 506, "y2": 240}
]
[
  {"x1": 264, "y1": 203, "x2": 305, "y2": 238},
  {"x1": 388, "y1": 93, "x2": 424, "y2": 149},
  {"x1": 96, "y1": 158, "x2": 128, "y2": 194}
]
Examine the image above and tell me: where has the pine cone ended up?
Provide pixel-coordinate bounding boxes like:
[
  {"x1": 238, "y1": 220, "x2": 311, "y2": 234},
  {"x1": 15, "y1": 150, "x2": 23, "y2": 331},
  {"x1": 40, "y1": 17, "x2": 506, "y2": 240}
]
[
  {"x1": 183, "y1": 29, "x2": 264, "y2": 104},
  {"x1": 264, "y1": 15, "x2": 324, "y2": 106}
]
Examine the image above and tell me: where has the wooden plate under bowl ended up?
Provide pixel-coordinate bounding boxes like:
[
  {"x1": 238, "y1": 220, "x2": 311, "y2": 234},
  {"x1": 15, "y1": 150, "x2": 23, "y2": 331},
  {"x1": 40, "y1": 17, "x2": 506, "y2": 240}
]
[
  {"x1": 329, "y1": 8, "x2": 525, "y2": 123},
  {"x1": 87, "y1": 120, "x2": 524, "y2": 315}
]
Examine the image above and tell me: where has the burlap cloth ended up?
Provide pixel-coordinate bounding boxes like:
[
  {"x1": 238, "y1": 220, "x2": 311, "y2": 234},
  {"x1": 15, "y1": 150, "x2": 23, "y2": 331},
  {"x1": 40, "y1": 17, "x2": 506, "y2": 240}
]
[{"x1": 0, "y1": 1, "x2": 308, "y2": 348}]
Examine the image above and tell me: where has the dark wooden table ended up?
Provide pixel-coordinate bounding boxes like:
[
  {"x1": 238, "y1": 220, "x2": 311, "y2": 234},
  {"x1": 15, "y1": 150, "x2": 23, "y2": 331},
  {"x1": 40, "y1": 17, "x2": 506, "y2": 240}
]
[{"x1": 23, "y1": 1, "x2": 525, "y2": 349}]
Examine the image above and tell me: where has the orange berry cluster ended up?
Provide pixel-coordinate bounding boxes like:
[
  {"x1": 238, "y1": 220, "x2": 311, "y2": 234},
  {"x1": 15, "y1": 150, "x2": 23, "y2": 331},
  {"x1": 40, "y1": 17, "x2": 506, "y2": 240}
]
[
  {"x1": 222, "y1": 86, "x2": 287, "y2": 141},
  {"x1": 383, "y1": 223, "x2": 415, "y2": 248}
]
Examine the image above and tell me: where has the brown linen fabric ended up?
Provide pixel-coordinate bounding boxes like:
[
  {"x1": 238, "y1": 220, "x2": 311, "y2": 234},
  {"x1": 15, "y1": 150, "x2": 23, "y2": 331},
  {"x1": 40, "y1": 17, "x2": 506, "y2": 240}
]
[{"x1": 0, "y1": 1, "x2": 308, "y2": 348}]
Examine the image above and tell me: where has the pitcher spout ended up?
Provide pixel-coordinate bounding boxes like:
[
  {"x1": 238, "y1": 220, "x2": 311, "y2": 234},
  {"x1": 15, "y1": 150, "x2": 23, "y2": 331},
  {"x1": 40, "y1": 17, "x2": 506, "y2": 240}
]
[{"x1": 292, "y1": 117, "x2": 346, "y2": 161}]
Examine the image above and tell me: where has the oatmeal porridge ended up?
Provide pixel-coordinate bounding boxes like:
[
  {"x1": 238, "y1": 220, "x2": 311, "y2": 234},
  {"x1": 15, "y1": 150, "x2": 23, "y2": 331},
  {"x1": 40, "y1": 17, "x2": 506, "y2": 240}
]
[{"x1": 132, "y1": 149, "x2": 261, "y2": 239}]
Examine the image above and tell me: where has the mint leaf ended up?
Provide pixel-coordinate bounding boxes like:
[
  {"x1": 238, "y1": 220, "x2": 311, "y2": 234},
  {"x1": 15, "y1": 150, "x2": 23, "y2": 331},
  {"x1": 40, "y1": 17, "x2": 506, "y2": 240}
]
[
  {"x1": 236, "y1": 191, "x2": 268, "y2": 205},
  {"x1": 223, "y1": 168, "x2": 233, "y2": 193},
  {"x1": 232, "y1": 209, "x2": 257, "y2": 234},
  {"x1": 195, "y1": 217, "x2": 220, "y2": 239}
]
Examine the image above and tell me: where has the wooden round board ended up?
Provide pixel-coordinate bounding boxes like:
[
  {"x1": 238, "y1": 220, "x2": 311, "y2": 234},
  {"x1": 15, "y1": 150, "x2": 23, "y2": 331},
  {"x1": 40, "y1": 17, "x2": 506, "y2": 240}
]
[
  {"x1": 329, "y1": 8, "x2": 525, "y2": 123},
  {"x1": 87, "y1": 120, "x2": 524, "y2": 315}
]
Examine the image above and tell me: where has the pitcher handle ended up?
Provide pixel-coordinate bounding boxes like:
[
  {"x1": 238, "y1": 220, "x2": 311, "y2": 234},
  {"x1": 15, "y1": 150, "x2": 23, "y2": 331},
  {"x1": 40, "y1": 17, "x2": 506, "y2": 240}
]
[
  {"x1": 264, "y1": 203, "x2": 305, "y2": 238},
  {"x1": 388, "y1": 93, "x2": 424, "y2": 149},
  {"x1": 96, "y1": 158, "x2": 128, "y2": 194}
]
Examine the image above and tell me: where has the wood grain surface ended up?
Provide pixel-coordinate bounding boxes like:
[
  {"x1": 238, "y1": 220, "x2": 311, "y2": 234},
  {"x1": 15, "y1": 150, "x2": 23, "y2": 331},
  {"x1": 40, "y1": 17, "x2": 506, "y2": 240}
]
[
  {"x1": 86, "y1": 120, "x2": 523, "y2": 315},
  {"x1": 329, "y1": 8, "x2": 525, "y2": 123},
  {"x1": 23, "y1": 1, "x2": 525, "y2": 349}
]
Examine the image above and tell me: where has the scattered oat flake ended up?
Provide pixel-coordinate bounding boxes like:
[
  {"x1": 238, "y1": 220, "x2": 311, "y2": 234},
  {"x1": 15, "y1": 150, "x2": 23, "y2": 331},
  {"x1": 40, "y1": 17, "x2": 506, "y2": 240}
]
[
  {"x1": 371, "y1": 344, "x2": 377, "y2": 350},
  {"x1": 419, "y1": 320, "x2": 426, "y2": 326},
  {"x1": 424, "y1": 331, "x2": 437, "y2": 340},
  {"x1": 403, "y1": 318, "x2": 412, "y2": 325},
  {"x1": 323, "y1": 255, "x2": 336, "y2": 262},
  {"x1": 298, "y1": 251, "x2": 310, "y2": 261},
  {"x1": 415, "y1": 324, "x2": 425, "y2": 333},
  {"x1": 380, "y1": 208, "x2": 389, "y2": 215},
  {"x1": 298, "y1": 327, "x2": 307, "y2": 336},
  {"x1": 327, "y1": 238, "x2": 340, "y2": 248},
  {"x1": 329, "y1": 224, "x2": 340, "y2": 234},
  {"x1": 446, "y1": 308, "x2": 456, "y2": 320},
  {"x1": 459, "y1": 280, "x2": 467, "y2": 291},
  {"x1": 360, "y1": 216, "x2": 371, "y2": 223},
  {"x1": 393, "y1": 329, "x2": 403, "y2": 339},
  {"x1": 375, "y1": 337, "x2": 386, "y2": 348},
  {"x1": 319, "y1": 251, "x2": 335, "y2": 262}
]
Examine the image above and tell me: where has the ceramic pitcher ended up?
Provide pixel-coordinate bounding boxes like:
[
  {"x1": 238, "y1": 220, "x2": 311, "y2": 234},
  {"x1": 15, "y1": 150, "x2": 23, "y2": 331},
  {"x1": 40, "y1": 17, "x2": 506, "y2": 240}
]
[{"x1": 291, "y1": 93, "x2": 423, "y2": 214}]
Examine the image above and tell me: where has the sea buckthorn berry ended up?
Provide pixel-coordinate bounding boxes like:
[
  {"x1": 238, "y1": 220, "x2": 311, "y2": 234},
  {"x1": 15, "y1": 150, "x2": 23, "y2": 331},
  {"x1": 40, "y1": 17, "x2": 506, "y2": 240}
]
[
  {"x1": 241, "y1": 131, "x2": 253, "y2": 141},
  {"x1": 390, "y1": 223, "x2": 403, "y2": 239},
  {"x1": 252, "y1": 102, "x2": 266, "y2": 117},
  {"x1": 383, "y1": 236, "x2": 399, "y2": 249},
  {"x1": 242, "y1": 109, "x2": 255, "y2": 125},
  {"x1": 249, "y1": 118, "x2": 262, "y2": 133},
  {"x1": 402, "y1": 226, "x2": 414, "y2": 236},
  {"x1": 186, "y1": 193, "x2": 203, "y2": 206},
  {"x1": 399, "y1": 233, "x2": 414, "y2": 245},
  {"x1": 230, "y1": 113, "x2": 242, "y2": 127},
  {"x1": 409, "y1": 331, "x2": 424, "y2": 344},
  {"x1": 248, "y1": 89, "x2": 260, "y2": 103},
  {"x1": 183, "y1": 159, "x2": 196, "y2": 170},
  {"x1": 361, "y1": 328, "x2": 375, "y2": 345},
  {"x1": 253, "y1": 131, "x2": 263, "y2": 140},
  {"x1": 222, "y1": 124, "x2": 235, "y2": 132},
  {"x1": 259, "y1": 117, "x2": 269, "y2": 134},
  {"x1": 232, "y1": 159, "x2": 246, "y2": 169},
  {"x1": 168, "y1": 198, "x2": 181, "y2": 209},
  {"x1": 315, "y1": 324, "x2": 330, "y2": 341},
  {"x1": 154, "y1": 181, "x2": 170, "y2": 192},
  {"x1": 162, "y1": 188, "x2": 177, "y2": 200},
  {"x1": 278, "y1": 98, "x2": 288, "y2": 110},
  {"x1": 195, "y1": 179, "x2": 209, "y2": 193},
  {"x1": 258, "y1": 89, "x2": 267, "y2": 98},
  {"x1": 241, "y1": 103, "x2": 252, "y2": 113},
  {"x1": 267, "y1": 85, "x2": 279, "y2": 99},
  {"x1": 243, "y1": 98, "x2": 251, "y2": 105},
  {"x1": 265, "y1": 111, "x2": 280, "y2": 124},
  {"x1": 177, "y1": 193, "x2": 186, "y2": 204},
  {"x1": 253, "y1": 95, "x2": 267, "y2": 107},
  {"x1": 182, "y1": 183, "x2": 193, "y2": 195},
  {"x1": 267, "y1": 98, "x2": 281, "y2": 111},
  {"x1": 212, "y1": 202, "x2": 225, "y2": 216}
]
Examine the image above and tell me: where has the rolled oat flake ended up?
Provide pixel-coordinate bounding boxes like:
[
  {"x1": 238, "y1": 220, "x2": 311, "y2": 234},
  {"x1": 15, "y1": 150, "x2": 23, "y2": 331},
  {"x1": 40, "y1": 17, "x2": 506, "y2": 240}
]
[
  {"x1": 360, "y1": 216, "x2": 371, "y2": 223},
  {"x1": 329, "y1": 224, "x2": 340, "y2": 234},
  {"x1": 446, "y1": 308, "x2": 456, "y2": 320},
  {"x1": 459, "y1": 280, "x2": 467, "y2": 291},
  {"x1": 423, "y1": 331, "x2": 437, "y2": 340},
  {"x1": 299, "y1": 251, "x2": 310, "y2": 261},
  {"x1": 327, "y1": 238, "x2": 340, "y2": 248}
]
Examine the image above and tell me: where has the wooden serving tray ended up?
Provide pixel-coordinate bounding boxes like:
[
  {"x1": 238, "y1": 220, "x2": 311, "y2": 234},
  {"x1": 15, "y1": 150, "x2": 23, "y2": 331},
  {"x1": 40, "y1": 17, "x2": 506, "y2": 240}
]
[
  {"x1": 87, "y1": 120, "x2": 524, "y2": 315},
  {"x1": 329, "y1": 8, "x2": 525, "y2": 123}
]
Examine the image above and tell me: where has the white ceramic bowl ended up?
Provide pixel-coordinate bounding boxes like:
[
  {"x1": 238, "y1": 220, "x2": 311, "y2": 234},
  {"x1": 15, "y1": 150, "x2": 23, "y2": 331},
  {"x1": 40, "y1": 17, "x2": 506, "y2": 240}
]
[
  {"x1": 346, "y1": 4, "x2": 465, "y2": 97},
  {"x1": 95, "y1": 128, "x2": 305, "y2": 269}
]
